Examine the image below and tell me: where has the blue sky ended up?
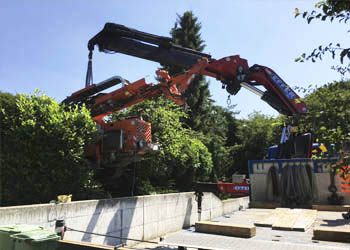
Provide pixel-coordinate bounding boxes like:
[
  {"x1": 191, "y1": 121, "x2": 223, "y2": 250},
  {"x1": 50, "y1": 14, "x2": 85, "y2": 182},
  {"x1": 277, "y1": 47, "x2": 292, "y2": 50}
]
[{"x1": 0, "y1": 0, "x2": 348, "y2": 118}]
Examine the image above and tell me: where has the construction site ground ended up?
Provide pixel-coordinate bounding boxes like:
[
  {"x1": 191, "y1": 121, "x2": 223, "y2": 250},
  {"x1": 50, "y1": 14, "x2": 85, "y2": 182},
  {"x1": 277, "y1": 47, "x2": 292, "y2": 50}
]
[{"x1": 118, "y1": 208, "x2": 350, "y2": 250}]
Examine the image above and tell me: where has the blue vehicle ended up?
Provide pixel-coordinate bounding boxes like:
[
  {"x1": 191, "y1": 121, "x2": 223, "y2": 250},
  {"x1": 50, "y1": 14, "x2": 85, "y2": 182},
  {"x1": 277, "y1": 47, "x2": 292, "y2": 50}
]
[{"x1": 267, "y1": 143, "x2": 335, "y2": 160}]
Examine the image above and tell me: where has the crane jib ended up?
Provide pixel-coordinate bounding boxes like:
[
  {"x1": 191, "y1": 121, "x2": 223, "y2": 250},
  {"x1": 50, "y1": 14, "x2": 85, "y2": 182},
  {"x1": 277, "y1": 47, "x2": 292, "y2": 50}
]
[
  {"x1": 88, "y1": 23, "x2": 211, "y2": 69},
  {"x1": 264, "y1": 69, "x2": 297, "y2": 100},
  {"x1": 86, "y1": 23, "x2": 308, "y2": 117}
]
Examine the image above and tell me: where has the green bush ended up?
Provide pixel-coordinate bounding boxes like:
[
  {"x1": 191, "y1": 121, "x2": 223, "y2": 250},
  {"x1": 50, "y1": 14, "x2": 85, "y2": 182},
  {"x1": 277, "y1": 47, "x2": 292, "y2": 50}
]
[{"x1": 0, "y1": 90, "x2": 100, "y2": 206}]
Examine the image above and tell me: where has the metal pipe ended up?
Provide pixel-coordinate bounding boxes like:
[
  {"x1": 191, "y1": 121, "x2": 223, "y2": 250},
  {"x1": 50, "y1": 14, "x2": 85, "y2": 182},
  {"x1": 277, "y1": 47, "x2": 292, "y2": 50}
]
[
  {"x1": 96, "y1": 76, "x2": 125, "y2": 87},
  {"x1": 240, "y1": 82, "x2": 264, "y2": 97},
  {"x1": 241, "y1": 82, "x2": 291, "y2": 116}
]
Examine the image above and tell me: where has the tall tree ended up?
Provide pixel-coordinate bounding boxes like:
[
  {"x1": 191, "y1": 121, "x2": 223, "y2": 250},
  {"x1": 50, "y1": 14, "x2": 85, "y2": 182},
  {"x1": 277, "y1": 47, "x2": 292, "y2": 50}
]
[
  {"x1": 295, "y1": 1, "x2": 350, "y2": 75},
  {"x1": 165, "y1": 11, "x2": 213, "y2": 132},
  {"x1": 164, "y1": 12, "x2": 242, "y2": 180}
]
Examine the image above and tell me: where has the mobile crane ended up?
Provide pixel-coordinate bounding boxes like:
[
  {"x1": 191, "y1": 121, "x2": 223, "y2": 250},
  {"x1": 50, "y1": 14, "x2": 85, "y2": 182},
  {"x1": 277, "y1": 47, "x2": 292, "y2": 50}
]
[
  {"x1": 63, "y1": 23, "x2": 310, "y2": 191},
  {"x1": 86, "y1": 23, "x2": 307, "y2": 117},
  {"x1": 62, "y1": 56, "x2": 210, "y2": 171}
]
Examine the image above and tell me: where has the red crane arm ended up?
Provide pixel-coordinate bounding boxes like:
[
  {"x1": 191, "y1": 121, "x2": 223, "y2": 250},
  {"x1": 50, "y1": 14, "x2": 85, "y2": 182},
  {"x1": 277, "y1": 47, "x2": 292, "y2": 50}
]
[
  {"x1": 64, "y1": 23, "x2": 307, "y2": 121},
  {"x1": 201, "y1": 56, "x2": 307, "y2": 115},
  {"x1": 66, "y1": 57, "x2": 210, "y2": 124},
  {"x1": 63, "y1": 54, "x2": 306, "y2": 123}
]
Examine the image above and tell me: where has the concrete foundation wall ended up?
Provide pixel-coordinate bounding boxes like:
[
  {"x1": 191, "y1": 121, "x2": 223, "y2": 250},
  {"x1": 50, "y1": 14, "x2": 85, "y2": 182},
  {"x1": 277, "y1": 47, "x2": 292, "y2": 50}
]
[{"x1": 0, "y1": 192, "x2": 249, "y2": 247}]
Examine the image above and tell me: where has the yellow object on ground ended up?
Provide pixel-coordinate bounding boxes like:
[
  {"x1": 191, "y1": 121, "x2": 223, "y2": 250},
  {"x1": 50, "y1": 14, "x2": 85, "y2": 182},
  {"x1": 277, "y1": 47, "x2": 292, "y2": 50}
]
[
  {"x1": 312, "y1": 143, "x2": 327, "y2": 154},
  {"x1": 57, "y1": 195, "x2": 72, "y2": 203}
]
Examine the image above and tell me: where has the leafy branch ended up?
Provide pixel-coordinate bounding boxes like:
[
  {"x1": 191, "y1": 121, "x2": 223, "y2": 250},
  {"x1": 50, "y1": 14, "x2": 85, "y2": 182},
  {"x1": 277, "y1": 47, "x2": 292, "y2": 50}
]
[
  {"x1": 295, "y1": 2, "x2": 350, "y2": 24},
  {"x1": 295, "y1": 2, "x2": 350, "y2": 75}
]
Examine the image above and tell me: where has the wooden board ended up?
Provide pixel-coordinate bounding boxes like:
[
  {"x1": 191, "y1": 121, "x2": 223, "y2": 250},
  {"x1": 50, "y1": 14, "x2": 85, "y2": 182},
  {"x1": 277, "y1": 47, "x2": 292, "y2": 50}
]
[
  {"x1": 312, "y1": 204, "x2": 350, "y2": 212},
  {"x1": 314, "y1": 226, "x2": 350, "y2": 242},
  {"x1": 249, "y1": 201, "x2": 280, "y2": 209},
  {"x1": 254, "y1": 208, "x2": 317, "y2": 231},
  {"x1": 272, "y1": 209, "x2": 301, "y2": 231},
  {"x1": 195, "y1": 221, "x2": 256, "y2": 238},
  {"x1": 254, "y1": 208, "x2": 290, "y2": 227},
  {"x1": 293, "y1": 209, "x2": 318, "y2": 232}
]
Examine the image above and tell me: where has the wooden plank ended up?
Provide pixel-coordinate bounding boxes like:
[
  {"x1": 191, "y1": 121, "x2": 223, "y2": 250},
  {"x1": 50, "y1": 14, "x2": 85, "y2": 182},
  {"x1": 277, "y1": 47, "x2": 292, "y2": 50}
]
[
  {"x1": 314, "y1": 226, "x2": 350, "y2": 243},
  {"x1": 255, "y1": 208, "x2": 317, "y2": 231},
  {"x1": 57, "y1": 240, "x2": 115, "y2": 250},
  {"x1": 254, "y1": 208, "x2": 290, "y2": 227},
  {"x1": 312, "y1": 204, "x2": 350, "y2": 212},
  {"x1": 195, "y1": 221, "x2": 256, "y2": 238},
  {"x1": 272, "y1": 209, "x2": 301, "y2": 231},
  {"x1": 293, "y1": 209, "x2": 317, "y2": 232},
  {"x1": 249, "y1": 201, "x2": 280, "y2": 209}
]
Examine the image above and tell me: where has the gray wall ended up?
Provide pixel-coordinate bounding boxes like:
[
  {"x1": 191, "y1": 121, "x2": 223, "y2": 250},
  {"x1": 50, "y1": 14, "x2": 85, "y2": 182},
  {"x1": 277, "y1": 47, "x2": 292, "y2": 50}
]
[{"x1": 0, "y1": 192, "x2": 249, "y2": 247}]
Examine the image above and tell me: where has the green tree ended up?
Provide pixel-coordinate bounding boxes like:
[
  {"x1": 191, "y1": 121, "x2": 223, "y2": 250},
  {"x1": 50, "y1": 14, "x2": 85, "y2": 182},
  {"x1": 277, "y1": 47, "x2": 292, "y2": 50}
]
[
  {"x1": 201, "y1": 106, "x2": 240, "y2": 179},
  {"x1": 295, "y1": 1, "x2": 350, "y2": 75},
  {"x1": 0, "y1": 90, "x2": 100, "y2": 206},
  {"x1": 0, "y1": 91, "x2": 18, "y2": 117},
  {"x1": 165, "y1": 11, "x2": 213, "y2": 132},
  {"x1": 299, "y1": 81, "x2": 350, "y2": 151},
  {"x1": 231, "y1": 112, "x2": 281, "y2": 175},
  {"x1": 0, "y1": 91, "x2": 18, "y2": 205},
  {"x1": 295, "y1": 80, "x2": 350, "y2": 179},
  {"x1": 165, "y1": 12, "x2": 242, "y2": 180},
  {"x1": 108, "y1": 97, "x2": 213, "y2": 194}
]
